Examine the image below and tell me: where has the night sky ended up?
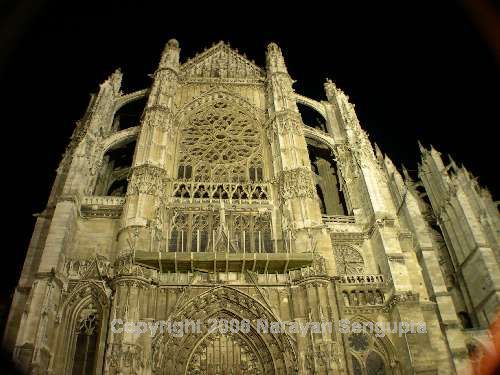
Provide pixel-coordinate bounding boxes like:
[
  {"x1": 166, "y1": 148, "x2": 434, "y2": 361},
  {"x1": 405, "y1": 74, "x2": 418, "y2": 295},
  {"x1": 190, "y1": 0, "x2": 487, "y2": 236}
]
[{"x1": 0, "y1": 0, "x2": 498, "y2": 346}]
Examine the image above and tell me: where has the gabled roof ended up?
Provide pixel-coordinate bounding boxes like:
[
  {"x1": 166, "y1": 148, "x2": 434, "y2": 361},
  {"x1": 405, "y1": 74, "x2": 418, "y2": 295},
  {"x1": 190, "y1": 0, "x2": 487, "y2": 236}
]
[{"x1": 180, "y1": 41, "x2": 265, "y2": 82}]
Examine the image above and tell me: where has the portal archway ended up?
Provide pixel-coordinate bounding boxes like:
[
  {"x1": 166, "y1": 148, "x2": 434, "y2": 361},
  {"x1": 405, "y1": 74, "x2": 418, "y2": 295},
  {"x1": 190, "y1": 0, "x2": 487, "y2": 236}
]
[
  {"x1": 185, "y1": 312, "x2": 271, "y2": 375},
  {"x1": 151, "y1": 286, "x2": 297, "y2": 375}
]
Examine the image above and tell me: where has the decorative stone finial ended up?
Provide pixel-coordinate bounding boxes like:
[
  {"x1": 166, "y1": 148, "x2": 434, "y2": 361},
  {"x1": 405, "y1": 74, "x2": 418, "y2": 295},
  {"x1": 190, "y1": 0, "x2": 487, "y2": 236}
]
[
  {"x1": 324, "y1": 78, "x2": 337, "y2": 101},
  {"x1": 266, "y1": 42, "x2": 288, "y2": 75},
  {"x1": 267, "y1": 42, "x2": 280, "y2": 53},
  {"x1": 159, "y1": 38, "x2": 180, "y2": 70},
  {"x1": 110, "y1": 68, "x2": 122, "y2": 94},
  {"x1": 401, "y1": 165, "x2": 413, "y2": 181},
  {"x1": 101, "y1": 68, "x2": 122, "y2": 95},
  {"x1": 167, "y1": 38, "x2": 179, "y2": 48},
  {"x1": 417, "y1": 140, "x2": 426, "y2": 153}
]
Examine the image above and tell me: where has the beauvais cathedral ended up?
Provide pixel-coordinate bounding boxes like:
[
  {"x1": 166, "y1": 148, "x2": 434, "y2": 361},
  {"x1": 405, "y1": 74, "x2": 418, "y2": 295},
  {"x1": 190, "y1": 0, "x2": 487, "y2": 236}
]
[{"x1": 2, "y1": 40, "x2": 499, "y2": 375}]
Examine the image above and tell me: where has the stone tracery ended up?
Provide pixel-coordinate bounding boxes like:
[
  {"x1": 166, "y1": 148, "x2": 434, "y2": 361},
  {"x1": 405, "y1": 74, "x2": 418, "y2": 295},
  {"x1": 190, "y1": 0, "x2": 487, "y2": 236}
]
[
  {"x1": 4, "y1": 39, "x2": 481, "y2": 375},
  {"x1": 151, "y1": 286, "x2": 298, "y2": 375},
  {"x1": 177, "y1": 98, "x2": 264, "y2": 183},
  {"x1": 346, "y1": 319, "x2": 399, "y2": 375},
  {"x1": 335, "y1": 245, "x2": 365, "y2": 275}
]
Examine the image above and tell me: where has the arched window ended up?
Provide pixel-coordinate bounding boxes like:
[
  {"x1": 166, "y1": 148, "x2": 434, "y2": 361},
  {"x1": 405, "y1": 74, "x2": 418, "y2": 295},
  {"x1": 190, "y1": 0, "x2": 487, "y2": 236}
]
[
  {"x1": 72, "y1": 309, "x2": 100, "y2": 375},
  {"x1": 94, "y1": 139, "x2": 136, "y2": 196},
  {"x1": 347, "y1": 330, "x2": 396, "y2": 375},
  {"x1": 113, "y1": 96, "x2": 147, "y2": 131},
  {"x1": 366, "y1": 351, "x2": 386, "y2": 375},
  {"x1": 306, "y1": 141, "x2": 348, "y2": 215},
  {"x1": 352, "y1": 355, "x2": 363, "y2": 375}
]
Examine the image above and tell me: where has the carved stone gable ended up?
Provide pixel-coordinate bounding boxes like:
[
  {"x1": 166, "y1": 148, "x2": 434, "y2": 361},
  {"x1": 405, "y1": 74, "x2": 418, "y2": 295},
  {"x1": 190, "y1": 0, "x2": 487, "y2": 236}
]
[{"x1": 180, "y1": 41, "x2": 265, "y2": 83}]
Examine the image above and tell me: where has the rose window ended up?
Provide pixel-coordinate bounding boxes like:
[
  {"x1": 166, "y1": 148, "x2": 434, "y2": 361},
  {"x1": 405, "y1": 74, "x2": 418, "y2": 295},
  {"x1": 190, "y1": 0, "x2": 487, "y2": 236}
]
[{"x1": 178, "y1": 100, "x2": 263, "y2": 182}]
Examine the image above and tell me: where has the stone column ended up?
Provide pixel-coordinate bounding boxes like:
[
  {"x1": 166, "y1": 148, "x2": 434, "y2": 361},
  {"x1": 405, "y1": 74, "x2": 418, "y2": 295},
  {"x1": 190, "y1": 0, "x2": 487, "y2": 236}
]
[{"x1": 104, "y1": 257, "x2": 151, "y2": 375}]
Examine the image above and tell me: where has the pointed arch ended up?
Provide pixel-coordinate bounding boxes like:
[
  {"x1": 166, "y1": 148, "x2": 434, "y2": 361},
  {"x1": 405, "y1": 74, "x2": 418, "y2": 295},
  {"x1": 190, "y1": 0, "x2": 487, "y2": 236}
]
[
  {"x1": 303, "y1": 125, "x2": 336, "y2": 151},
  {"x1": 92, "y1": 129, "x2": 138, "y2": 196},
  {"x1": 345, "y1": 316, "x2": 401, "y2": 375},
  {"x1": 101, "y1": 126, "x2": 139, "y2": 155},
  {"x1": 294, "y1": 93, "x2": 327, "y2": 121},
  {"x1": 151, "y1": 286, "x2": 297, "y2": 375},
  {"x1": 174, "y1": 88, "x2": 265, "y2": 125},
  {"x1": 52, "y1": 281, "x2": 110, "y2": 375},
  {"x1": 114, "y1": 88, "x2": 149, "y2": 112}
]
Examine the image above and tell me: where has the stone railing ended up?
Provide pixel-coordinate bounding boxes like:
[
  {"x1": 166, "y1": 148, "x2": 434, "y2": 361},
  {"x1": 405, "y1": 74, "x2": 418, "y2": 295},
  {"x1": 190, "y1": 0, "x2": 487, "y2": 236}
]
[
  {"x1": 337, "y1": 274, "x2": 387, "y2": 309},
  {"x1": 322, "y1": 215, "x2": 356, "y2": 224},
  {"x1": 171, "y1": 180, "x2": 271, "y2": 204},
  {"x1": 81, "y1": 196, "x2": 126, "y2": 206},
  {"x1": 80, "y1": 196, "x2": 126, "y2": 218},
  {"x1": 338, "y1": 274, "x2": 385, "y2": 285}
]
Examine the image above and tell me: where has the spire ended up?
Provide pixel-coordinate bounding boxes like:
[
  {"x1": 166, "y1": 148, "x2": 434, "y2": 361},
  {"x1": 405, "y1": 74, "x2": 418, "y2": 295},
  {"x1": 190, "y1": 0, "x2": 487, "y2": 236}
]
[
  {"x1": 460, "y1": 163, "x2": 471, "y2": 179},
  {"x1": 417, "y1": 140, "x2": 426, "y2": 153},
  {"x1": 402, "y1": 164, "x2": 413, "y2": 182},
  {"x1": 448, "y1": 154, "x2": 458, "y2": 170},
  {"x1": 159, "y1": 38, "x2": 180, "y2": 71},
  {"x1": 109, "y1": 68, "x2": 122, "y2": 94},
  {"x1": 266, "y1": 42, "x2": 288, "y2": 75},
  {"x1": 374, "y1": 142, "x2": 384, "y2": 161},
  {"x1": 100, "y1": 68, "x2": 122, "y2": 95}
]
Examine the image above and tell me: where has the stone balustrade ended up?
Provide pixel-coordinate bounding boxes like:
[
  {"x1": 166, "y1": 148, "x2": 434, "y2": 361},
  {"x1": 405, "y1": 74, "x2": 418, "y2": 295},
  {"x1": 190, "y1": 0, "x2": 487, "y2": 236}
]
[
  {"x1": 321, "y1": 215, "x2": 356, "y2": 224},
  {"x1": 171, "y1": 180, "x2": 271, "y2": 204},
  {"x1": 81, "y1": 196, "x2": 126, "y2": 206},
  {"x1": 80, "y1": 196, "x2": 126, "y2": 218},
  {"x1": 338, "y1": 274, "x2": 385, "y2": 285}
]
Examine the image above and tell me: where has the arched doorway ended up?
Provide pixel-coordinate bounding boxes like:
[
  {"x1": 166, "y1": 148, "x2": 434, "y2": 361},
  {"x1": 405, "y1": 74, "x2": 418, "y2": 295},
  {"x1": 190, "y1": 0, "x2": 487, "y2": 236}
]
[
  {"x1": 186, "y1": 314, "x2": 271, "y2": 374},
  {"x1": 151, "y1": 287, "x2": 297, "y2": 375}
]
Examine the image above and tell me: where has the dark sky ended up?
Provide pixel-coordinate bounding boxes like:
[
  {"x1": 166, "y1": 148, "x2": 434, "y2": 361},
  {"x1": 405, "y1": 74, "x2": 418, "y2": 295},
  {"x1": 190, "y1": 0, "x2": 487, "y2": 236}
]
[{"x1": 0, "y1": 0, "x2": 498, "y2": 333}]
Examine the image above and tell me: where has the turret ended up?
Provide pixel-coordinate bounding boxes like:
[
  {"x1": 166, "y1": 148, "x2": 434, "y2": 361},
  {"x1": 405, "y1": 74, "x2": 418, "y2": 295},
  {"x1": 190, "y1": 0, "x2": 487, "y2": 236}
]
[
  {"x1": 265, "y1": 42, "x2": 289, "y2": 76},
  {"x1": 159, "y1": 38, "x2": 180, "y2": 71}
]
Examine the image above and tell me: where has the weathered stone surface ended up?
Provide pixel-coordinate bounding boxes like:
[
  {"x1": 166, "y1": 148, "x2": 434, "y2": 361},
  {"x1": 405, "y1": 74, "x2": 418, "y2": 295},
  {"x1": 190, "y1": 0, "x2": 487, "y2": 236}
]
[{"x1": 2, "y1": 40, "x2": 498, "y2": 375}]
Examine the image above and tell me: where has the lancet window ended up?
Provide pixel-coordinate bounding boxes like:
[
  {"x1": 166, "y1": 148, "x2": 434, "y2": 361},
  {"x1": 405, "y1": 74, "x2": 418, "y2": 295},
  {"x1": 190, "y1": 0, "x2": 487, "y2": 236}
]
[
  {"x1": 167, "y1": 209, "x2": 272, "y2": 253},
  {"x1": 71, "y1": 310, "x2": 100, "y2": 375},
  {"x1": 348, "y1": 332, "x2": 394, "y2": 375}
]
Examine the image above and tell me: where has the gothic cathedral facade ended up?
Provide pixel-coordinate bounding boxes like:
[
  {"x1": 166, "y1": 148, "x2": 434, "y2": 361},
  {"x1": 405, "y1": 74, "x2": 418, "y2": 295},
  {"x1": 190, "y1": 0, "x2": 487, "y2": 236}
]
[{"x1": 3, "y1": 40, "x2": 500, "y2": 375}]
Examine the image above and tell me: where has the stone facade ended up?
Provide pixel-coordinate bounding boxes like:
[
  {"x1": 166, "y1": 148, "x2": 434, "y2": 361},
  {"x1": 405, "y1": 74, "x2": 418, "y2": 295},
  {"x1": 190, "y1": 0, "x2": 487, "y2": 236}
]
[{"x1": 2, "y1": 40, "x2": 499, "y2": 375}]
